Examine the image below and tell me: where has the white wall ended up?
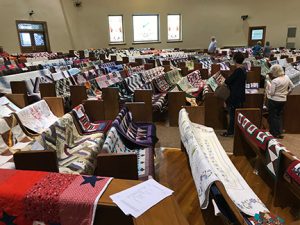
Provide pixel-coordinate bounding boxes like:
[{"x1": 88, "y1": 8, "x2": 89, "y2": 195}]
[
  {"x1": 0, "y1": 0, "x2": 72, "y2": 53},
  {"x1": 1, "y1": 0, "x2": 300, "y2": 53}
]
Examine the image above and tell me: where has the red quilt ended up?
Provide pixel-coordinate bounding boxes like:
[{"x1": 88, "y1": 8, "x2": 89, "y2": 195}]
[{"x1": 0, "y1": 169, "x2": 112, "y2": 225}]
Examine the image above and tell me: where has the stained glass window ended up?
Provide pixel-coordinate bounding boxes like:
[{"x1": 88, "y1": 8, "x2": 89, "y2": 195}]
[
  {"x1": 167, "y1": 14, "x2": 181, "y2": 41},
  {"x1": 18, "y1": 23, "x2": 44, "y2": 30},
  {"x1": 108, "y1": 16, "x2": 124, "y2": 43},
  {"x1": 34, "y1": 33, "x2": 45, "y2": 46},
  {"x1": 19, "y1": 33, "x2": 32, "y2": 47},
  {"x1": 133, "y1": 15, "x2": 159, "y2": 42}
]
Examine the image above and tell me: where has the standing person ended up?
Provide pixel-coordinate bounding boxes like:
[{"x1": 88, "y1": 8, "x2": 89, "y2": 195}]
[
  {"x1": 266, "y1": 65, "x2": 294, "y2": 139},
  {"x1": 221, "y1": 52, "x2": 247, "y2": 137},
  {"x1": 263, "y1": 41, "x2": 271, "y2": 57},
  {"x1": 208, "y1": 36, "x2": 217, "y2": 54},
  {"x1": 252, "y1": 41, "x2": 262, "y2": 57}
]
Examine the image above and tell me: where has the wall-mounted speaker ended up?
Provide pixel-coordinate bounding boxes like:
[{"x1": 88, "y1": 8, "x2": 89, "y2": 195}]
[{"x1": 241, "y1": 15, "x2": 248, "y2": 21}]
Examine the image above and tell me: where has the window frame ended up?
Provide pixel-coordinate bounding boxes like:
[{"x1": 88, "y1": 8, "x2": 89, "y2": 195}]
[
  {"x1": 108, "y1": 15, "x2": 126, "y2": 45},
  {"x1": 15, "y1": 20, "x2": 51, "y2": 53},
  {"x1": 167, "y1": 14, "x2": 182, "y2": 42},
  {"x1": 132, "y1": 14, "x2": 160, "y2": 44}
]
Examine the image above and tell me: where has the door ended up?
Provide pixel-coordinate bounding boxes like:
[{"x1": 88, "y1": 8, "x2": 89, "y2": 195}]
[
  {"x1": 248, "y1": 26, "x2": 266, "y2": 47},
  {"x1": 16, "y1": 21, "x2": 50, "y2": 53}
]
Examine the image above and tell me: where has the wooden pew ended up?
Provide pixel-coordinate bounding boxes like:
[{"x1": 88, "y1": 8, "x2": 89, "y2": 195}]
[
  {"x1": 211, "y1": 64, "x2": 221, "y2": 75},
  {"x1": 244, "y1": 89, "x2": 265, "y2": 108},
  {"x1": 5, "y1": 93, "x2": 28, "y2": 108},
  {"x1": 96, "y1": 179, "x2": 190, "y2": 225},
  {"x1": 168, "y1": 91, "x2": 186, "y2": 126},
  {"x1": 39, "y1": 82, "x2": 56, "y2": 98},
  {"x1": 134, "y1": 89, "x2": 153, "y2": 122},
  {"x1": 283, "y1": 86, "x2": 300, "y2": 133},
  {"x1": 70, "y1": 85, "x2": 87, "y2": 108},
  {"x1": 233, "y1": 108, "x2": 300, "y2": 213}
]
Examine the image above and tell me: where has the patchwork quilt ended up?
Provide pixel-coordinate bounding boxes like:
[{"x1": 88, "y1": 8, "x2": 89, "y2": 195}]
[
  {"x1": 179, "y1": 109, "x2": 269, "y2": 216},
  {"x1": 141, "y1": 66, "x2": 164, "y2": 83},
  {"x1": 152, "y1": 93, "x2": 168, "y2": 112},
  {"x1": 164, "y1": 69, "x2": 182, "y2": 85},
  {"x1": 16, "y1": 100, "x2": 58, "y2": 134},
  {"x1": 286, "y1": 160, "x2": 300, "y2": 185},
  {"x1": 72, "y1": 104, "x2": 112, "y2": 134},
  {"x1": 0, "y1": 96, "x2": 21, "y2": 118},
  {"x1": 0, "y1": 169, "x2": 112, "y2": 225},
  {"x1": 0, "y1": 115, "x2": 33, "y2": 154},
  {"x1": 112, "y1": 107, "x2": 157, "y2": 147},
  {"x1": 102, "y1": 127, "x2": 154, "y2": 180},
  {"x1": 55, "y1": 78, "x2": 72, "y2": 110},
  {"x1": 153, "y1": 75, "x2": 173, "y2": 93}
]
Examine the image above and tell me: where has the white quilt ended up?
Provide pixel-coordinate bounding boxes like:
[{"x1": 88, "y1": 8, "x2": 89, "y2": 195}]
[
  {"x1": 179, "y1": 109, "x2": 268, "y2": 216},
  {"x1": 16, "y1": 100, "x2": 58, "y2": 134}
]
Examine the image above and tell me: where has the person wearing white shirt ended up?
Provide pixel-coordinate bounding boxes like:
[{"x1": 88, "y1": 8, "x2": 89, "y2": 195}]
[
  {"x1": 266, "y1": 64, "x2": 294, "y2": 138},
  {"x1": 208, "y1": 36, "x2": 217, "y2": 54}
]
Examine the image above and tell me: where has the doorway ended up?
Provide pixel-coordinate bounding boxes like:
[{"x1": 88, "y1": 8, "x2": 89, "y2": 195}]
[
  {"x1": 248, "y1": 26, "x2": 266, "y2": 47},
  {"x1": 16, "y1": 20, "x2": 50, "y2": 53}
]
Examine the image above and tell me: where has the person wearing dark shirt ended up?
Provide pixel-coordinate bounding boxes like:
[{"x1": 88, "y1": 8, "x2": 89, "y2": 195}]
[
  {"x1": 222, "y1": 52, "x2": 247, "y2": 136},
  {"x1": 252, "y1": 41, "x2": 262, "y2": 57},
  {"x1": 263, "y1": 41, "x2": 271, "y2": 57}
]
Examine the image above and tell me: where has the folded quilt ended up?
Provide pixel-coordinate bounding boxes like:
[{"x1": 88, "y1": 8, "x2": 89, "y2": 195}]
[
  {"x1": 286, "y1": 160, "x2": 300, "y2": 185},
  {"x1": 72, "y1": 104, "x2": 112, "y2": 134},
  {"x1": 0, "y1": 115, "x2": 33, "y2": 154},
  {"x1": 102, "y1": 127, "x2": 154, "y2": 180},
  {"x1": 42, "y1": 113, "x2": 104, "y2": 175},
  {"x1": 164, "y1": 69, "x2": 182, "y2": 85},
  {"x1": 112, "y1": 107, "x2": 157, "y2": 147},
  {"x1": 179, "y1": 109, "x2": 269, "y2": 216},
  {"x1": 153, "y1": 75, "x2": 173, "y2": 93},
  {"x1": 0, "y1": 96, "x2": 20, "y2": 118},
  {"x1": 16, "y1": 100, "x2": 58, "y2": 134},
  {"x1": 0, "y1": 169, "x2": 112, "y2": 225}
]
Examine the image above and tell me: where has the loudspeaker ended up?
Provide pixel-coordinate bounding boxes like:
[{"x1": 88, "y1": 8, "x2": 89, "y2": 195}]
[{"x1": 241, "y1": 15, "x2": 248, "y2": 21}]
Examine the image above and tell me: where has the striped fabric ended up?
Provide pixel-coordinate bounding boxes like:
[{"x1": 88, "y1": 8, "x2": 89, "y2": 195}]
[
  {"x1": 102, "y1": 126, "x2": 154, "y2": 180},
  {"x1": 42, "y1": 113, "x2": 104, "y2": 175},
  {"x1": 124, "y1": 73, "x2": 145, "y2": 93},
  {"x1": 72, "y1": 104, "x2": 112, "y2": 134},
  {"x1": 112, "y1": 107, "x2": 157, "y2": 147},
  {"x1": 152, "y1": 93, "x2": 168, "y2": 112}
]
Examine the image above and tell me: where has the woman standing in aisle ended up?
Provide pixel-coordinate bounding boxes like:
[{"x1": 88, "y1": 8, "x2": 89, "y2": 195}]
[
  {"x1": 266, "y1": 65, "x2": 294, "y2": 139},
  {"x1": 222, "y1": 52, "x2": 247, "y2": 137}
]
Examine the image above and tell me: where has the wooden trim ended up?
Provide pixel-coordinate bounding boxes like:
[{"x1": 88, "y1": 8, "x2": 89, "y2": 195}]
[{"x1": 248, "y1": 26, "x2": 266, "y2": 46}]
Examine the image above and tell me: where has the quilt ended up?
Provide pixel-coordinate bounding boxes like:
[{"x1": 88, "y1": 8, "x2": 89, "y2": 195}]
[
  {"x1": 0, "y1": 115, "x2": 33, "y2": 154},
  {"x1": 0, "y1": 96, "x2": 21, "y2": 118},
  {"x1": 42, "y1": 113, "x2": 104, "y2": 175},
  {"x1": 112, "y1": 107, "x2": 157, "y2": 147},
  {"x1": 102, "y1": 127, "x2": 154, "y2": 180},
  {"x1": 152, "y1": 93, "x2": 168, "y2": 112},
  {"x1": 286, "y1": 160, "x2": 300, "y2": 185},
  {"x1": 153, "y1": 75, "x2": 173, "y2": 93},
  {"x1": 179, "y1": 109, "x2": 268, "y2": 216},
  {"x1": 16, "y1": 100, "x2": 58, "y2": 134},
  {"x1": 0, "y1": 169, "x2": 112, "y2": 225},
  {"x1": 164, "y1": 69, "x2": 182, "y2": 85},
  {"x1": 72, "y1": 104, "x2": 112, "y2": 134},
  {"x1": 124, "y1": 74, "x2": 144, "y2": 93},
  {"x1": 55, "y1": 78, "x2": 72, "y2": 110},
  {"x1": 141, "y1": 67, "x2": 164, "y2": 83}
]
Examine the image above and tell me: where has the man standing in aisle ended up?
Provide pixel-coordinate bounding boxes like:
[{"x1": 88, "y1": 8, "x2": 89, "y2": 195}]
[{"x1": 208, "y1": 36, "x2": 217, "y2": 54}]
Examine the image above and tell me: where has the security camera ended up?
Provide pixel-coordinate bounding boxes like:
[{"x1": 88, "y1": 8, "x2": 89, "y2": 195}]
[{"x1": 241, "y1": 15, "x2": 248, "y2": 21}]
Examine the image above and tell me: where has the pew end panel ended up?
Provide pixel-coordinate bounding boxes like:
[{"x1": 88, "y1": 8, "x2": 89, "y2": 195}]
[
  {"x1": 204, "y1": 93, "x2": 226, "y2": 129},
  {"x1": 5, "y1": 93, "x2": 28, "y2": 108},
  {"x1": 125, "y1": 102, "x2": 152, "y2": 123},
  {"x1": 182, "y1": 106, "x2": 205, "y2": 125},
  {"x1": 39, "y1": 82, "x2": 56, "y2": 98},
  {"x1": 95, "y1": 153, "x2": 138, "y2": 180},
  {"x1": 70, "y1": 85, "x2": 88, "y2": 109},
  {"x1": 43, "y1": 97, "x2": 65, "y2": 117},
  {"x1": 14, "y1": 150, "x2": 59, "y2": 172},
  {"x1": 82, "y1": 100, "x2": 106, "y2": 122},
  {"x1": 134, "y1": 89, "x2": 153, "y2": 121},
  {"x1": 168, "y1": 91, "x2": 186, "y2": 127},
  {"x1": 102, "y1": 88, "x2": 120, "y2": 120}
]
